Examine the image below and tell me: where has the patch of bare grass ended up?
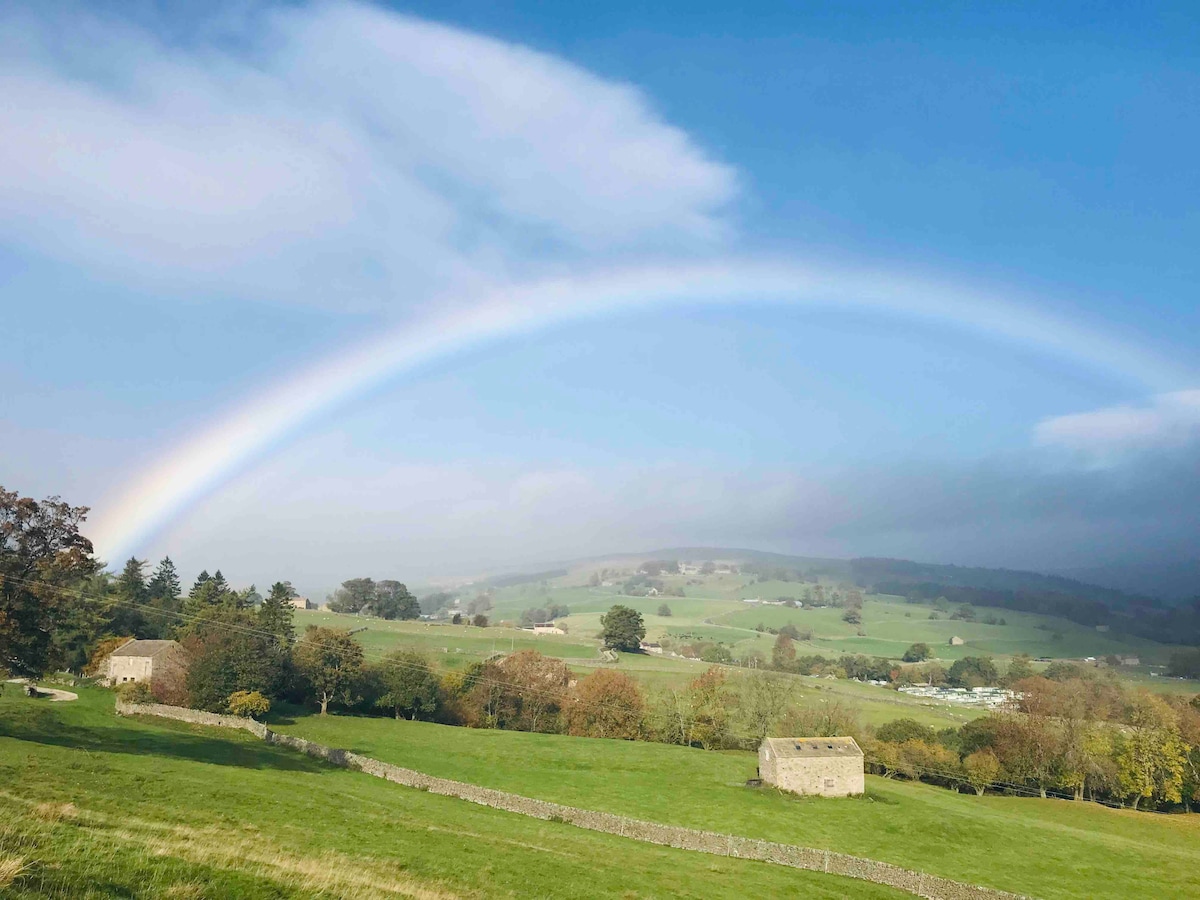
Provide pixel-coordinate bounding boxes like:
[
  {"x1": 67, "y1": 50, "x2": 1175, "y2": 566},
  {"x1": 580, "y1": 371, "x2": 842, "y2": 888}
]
[
  {"x1": 0, "y1": 855, "x2": 30, "y2": 888},
  {"x1": 32, "y1": 802, "x2": 78, "y2": 822}
]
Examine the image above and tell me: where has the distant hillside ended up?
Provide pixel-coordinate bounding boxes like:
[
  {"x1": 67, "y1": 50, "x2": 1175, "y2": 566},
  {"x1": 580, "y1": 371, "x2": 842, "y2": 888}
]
[
  {"x1": 1049, "y1": 560, "x2": 1200, "y2": 602},
  {"x1": 849, "y1": 558, "x2": 1152, "y2": 607}
]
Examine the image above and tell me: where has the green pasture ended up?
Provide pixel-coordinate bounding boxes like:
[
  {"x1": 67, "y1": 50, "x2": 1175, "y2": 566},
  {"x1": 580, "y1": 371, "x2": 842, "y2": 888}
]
[
  {"x1": 278, "y1": 710, "x2": 1200, "y2": 900},
  {"x1": 0, "y1": 688, "x2": 902, "y2": 899}
]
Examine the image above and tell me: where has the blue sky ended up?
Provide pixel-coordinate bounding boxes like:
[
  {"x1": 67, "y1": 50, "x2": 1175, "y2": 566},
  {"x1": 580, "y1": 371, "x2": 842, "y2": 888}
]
[{"x1": 2, "y1": 1, "x2": 1198, "y2": 595}]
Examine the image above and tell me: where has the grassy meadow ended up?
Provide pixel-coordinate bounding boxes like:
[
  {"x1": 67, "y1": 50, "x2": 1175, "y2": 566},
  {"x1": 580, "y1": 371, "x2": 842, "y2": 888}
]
[
  {"x1": 272, "y1": 706, "x2": 1200, "y2": 900},
  {"x1": 0, "y1": 688, "x2": 906, "y2": 899}
]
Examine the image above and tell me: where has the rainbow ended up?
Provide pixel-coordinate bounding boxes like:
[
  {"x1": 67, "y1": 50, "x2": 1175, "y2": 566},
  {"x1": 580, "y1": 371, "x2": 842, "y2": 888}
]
[{"x1": 88, "y1": 259, "x2": 1188, "y2": 564}]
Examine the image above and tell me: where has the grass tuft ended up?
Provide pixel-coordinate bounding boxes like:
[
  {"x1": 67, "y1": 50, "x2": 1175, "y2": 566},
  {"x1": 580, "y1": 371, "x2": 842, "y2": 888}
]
[{"x1": 0, "y1": 855, "x2": 29, "y2": 888}]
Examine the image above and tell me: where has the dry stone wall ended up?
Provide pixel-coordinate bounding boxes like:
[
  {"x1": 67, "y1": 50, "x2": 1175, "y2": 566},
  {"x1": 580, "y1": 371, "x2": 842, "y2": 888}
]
[{"x1": 116, "y1": 700, "x2": 1032, "y2": 900}]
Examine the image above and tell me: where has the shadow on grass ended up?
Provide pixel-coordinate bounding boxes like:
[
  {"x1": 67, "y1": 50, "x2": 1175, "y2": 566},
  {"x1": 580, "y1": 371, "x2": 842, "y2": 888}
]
[{"x1": 0, "y1": 706, "x2": 327, "y2": 774}]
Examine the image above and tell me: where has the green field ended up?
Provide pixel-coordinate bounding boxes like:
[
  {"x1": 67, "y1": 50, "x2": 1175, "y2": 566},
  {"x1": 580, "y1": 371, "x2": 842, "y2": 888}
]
[
  {"x1": 273, "y1": 708, "x2": 1200, "y2": 900},
  {"x1": 295, "y1": 572, "x2": 1198, "y2": 731},
  {"x1": 0, "y1": 688, "x2": 904, "y2": 899}
]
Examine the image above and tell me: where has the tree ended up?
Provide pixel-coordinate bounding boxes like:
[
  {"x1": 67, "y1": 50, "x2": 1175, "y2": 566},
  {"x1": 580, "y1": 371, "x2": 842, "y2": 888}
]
[
  {"x1": 372, "y1": 580, "x2": 420, "y2": 620},
  {"x1": 738, "y1": 671, "x2": 792, "y2": 742},
  {"x1": 147, "y1": 556, "x2": 181, "y2": 604},
  {"x1": 566, "y1": 668, "x2": 644, "y2": 739},
  {"x1": 1003, "y1": 653, "x2": 1035, "y2": 686},
  {"x1": 947, "y1": 656, "x2": 999, "y2": 688},
  {"x1": 294, "y1": 626, "x2": 365, "y2": 715},
  {"x1": 688, "y1": 666, "x2": 733, "y2": 750},
  {"x1": 109, "y1": 557, "x2": 149, "y2": 636},
  {"x1": 902, "y1": 642, "x2": 931, "y2": 663},
  {"x1": 183, "y1": 569, "x2": 233, "y2": 615},
  {"x1": 328, "y1": 578, "x2": 375, "y2": 614},
  {"x1": 656, "y1": 603, "x2": 673, "y2": 617},
  {"x1": 501, "y1": 650, "x2": 572, "y2": 732},
  {"x1": 375, "y1": 649, "x2": 440, "y2": 720},
  {"x1": 472, "y1": 613, "x2": 488, "y2": 627},
  {"x1": 771, "y1": 633, "x2": 796, "y2": 670},
  {"x1": 1117, "y1": 691, "x2": 1187, "y2": 809},
  {"x1": 183, "y1": 609, "x2": 288, "y2": 712},
  {"x1": 877, "y1": 718, "x2": 936, "y2": 744},
  {"x1": 259, "y1": 581, "x2": 296, "y2": 646},
  {"x1": 0, "y1": 488, "x2": 97, "y2": 677},
  {"x1": 841, "y1": 608, "x2": 862, "y2": 625},
  {"x1": 599, "y1": 605, "x2": 645, "y2": 652}
]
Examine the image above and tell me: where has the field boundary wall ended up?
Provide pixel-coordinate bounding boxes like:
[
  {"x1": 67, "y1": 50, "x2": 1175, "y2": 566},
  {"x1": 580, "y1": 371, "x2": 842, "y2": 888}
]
[{"x1": 115, "y1": 700, "x2": 1031, "y2": 900}]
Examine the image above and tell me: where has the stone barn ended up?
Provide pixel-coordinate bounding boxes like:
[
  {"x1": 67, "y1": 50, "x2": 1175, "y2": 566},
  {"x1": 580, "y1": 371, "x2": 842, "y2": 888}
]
[
  {"x1": 758, "y1": 737, "x2": 864, "y2": 797},
  {"x1": 105, "y1": 639, "x2": 187, "y2": 686}
]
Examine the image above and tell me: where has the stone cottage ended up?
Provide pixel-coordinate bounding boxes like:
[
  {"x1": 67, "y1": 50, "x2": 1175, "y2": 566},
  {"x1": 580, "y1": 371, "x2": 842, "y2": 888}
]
[
  {"x1": 105, "y1": 639, "x2": 187, "y2": 686},
  {"x1": 758, "y1": 736, "x2": 864, "y2": 797},
  {"x1": 948, "y1": 635, "x2": 965, "y2": 646}
]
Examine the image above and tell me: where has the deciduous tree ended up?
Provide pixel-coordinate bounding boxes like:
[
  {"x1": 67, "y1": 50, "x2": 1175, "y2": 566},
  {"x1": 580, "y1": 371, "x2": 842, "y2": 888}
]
[
  {"x1": 566, "y1": 668, "x2": 644, "y2": 739},
  {"x1": 599, "y1": 605, "x2": 645, "y2": 652},
  {"x1": 294, "y1": 626, "x2": 365, "y2": 715},
  {"x1": 0, "y1": 487, "x2": 97, "y2": 677},
  {"x1": 375, "y1": 649, "x2": 440, "y2": 720}
]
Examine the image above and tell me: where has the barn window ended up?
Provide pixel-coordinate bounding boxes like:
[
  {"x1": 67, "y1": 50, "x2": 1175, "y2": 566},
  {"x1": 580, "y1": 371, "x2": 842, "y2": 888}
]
[{"x1": 825, "y1": 779, "x2": 835, "y2": 789}]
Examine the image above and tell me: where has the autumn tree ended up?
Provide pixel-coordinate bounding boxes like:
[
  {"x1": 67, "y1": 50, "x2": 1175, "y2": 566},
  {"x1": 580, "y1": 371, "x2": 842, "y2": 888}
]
[
  {"x1": 566, "y1": 668, "x2": 644, "y2": 739},
  {"x1": 963, "y1": 749, "x2": 1002, "y2": 796},
  {"x1": 0, "y1": 488, "x2": 98, "y2": 677},
  {"x1": 294, "y1": 626, "x2": 365, "y2": 715},
  {"x1": 688, "y1": 666, "x2": 732, "y2": 750},
  {"x1": 1117, "y1": 691, "x2": 1187, "y2": 810},
  {"x1": 500, "y1": 650, "x2": 572, "y2": 732},
  {"x1": 771, "y1": 633, "x2": 796, "y2": 670}
]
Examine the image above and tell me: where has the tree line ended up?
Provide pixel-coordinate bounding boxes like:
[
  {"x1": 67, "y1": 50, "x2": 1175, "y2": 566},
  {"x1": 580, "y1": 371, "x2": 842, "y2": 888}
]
[{"x1": 866, "y1": 663, "x2": 1200, "y2": 811}]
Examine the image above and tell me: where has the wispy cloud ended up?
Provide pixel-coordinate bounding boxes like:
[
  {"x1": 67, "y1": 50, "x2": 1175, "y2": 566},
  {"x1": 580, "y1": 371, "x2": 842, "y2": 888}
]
[
  {"x1": 0, "y1": 1, "x2": 735, "y2": 310},
  {"x1": 1034, "y1": 389, "x2": 1200, "y2": 453}
]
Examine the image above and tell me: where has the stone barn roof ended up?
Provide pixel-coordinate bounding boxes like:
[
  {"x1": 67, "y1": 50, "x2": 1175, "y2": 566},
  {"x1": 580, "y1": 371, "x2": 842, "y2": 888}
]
[
  {"x1": 109, "y1": 639, "x2": 181, "y2": 658},
  {"x1": 762, "y1": 736, "x2": 863, "y2": 759}
]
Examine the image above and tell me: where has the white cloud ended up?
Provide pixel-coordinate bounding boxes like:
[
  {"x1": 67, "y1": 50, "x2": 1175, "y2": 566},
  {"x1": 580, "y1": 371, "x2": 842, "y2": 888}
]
[
  {"x1": 1034, "y1": 389, "x2": 1200, "y2": 453},
  {"x1": 0, "y1": 1, "x2": 735, "y2": 310}
]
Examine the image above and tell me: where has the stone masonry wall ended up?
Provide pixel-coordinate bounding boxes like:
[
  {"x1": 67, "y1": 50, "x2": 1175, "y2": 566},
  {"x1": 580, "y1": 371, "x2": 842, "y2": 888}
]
[{"x1": 115, "y1": 700, "x2": 1032, "y2": 900}]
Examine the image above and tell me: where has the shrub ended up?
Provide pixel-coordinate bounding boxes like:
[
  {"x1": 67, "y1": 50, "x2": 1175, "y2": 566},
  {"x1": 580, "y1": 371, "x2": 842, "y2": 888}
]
[
  {"x1": 116, "y1": 681, "x2": 153, "y2": 704},
  {"x1": 227, "y1": 690, "x2": 271, "y2": 719}
]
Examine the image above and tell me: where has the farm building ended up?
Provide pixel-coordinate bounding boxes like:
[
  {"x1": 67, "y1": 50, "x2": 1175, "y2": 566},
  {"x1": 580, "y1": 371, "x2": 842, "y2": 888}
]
[
  {"x1": 288, "y1": 597, "x2": 314, "y2": 610},
  {"x1": 531, "y1": 623, "x2": 565, "y2": 635},
  {"x1": 105, "y1": 639, "x2": 187, "y2": 686},
  {"x1": 948, "y1": 636, "x2": 965, "y2": 646},
  {"x1": 639, "y1": 641, "x2": 663, "y2": 654},
  {"x1": 758, "y1": 737, "x2": 864, "y2": 797}
]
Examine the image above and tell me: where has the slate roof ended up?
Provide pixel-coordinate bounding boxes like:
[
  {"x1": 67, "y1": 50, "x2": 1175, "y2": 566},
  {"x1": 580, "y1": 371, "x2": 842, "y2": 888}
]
[
  {"x1": 109, "y1": 639, "x2": 181, "y2": 658},
  {"x1": 763, "y1": 736, "x2": 863, "y2": 759}
]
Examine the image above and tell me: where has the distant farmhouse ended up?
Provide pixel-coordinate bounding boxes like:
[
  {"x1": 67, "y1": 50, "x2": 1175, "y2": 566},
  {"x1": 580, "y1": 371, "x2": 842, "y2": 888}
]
[
  {"x1": 639, "y1": 641, "x2": 663, "y2": 655},
  {"x1": 530, "y1": 622, "x2": 565, "y2": 635},
  {"x1": 759, "y1": 737, "x2": 864, "y2": 797},
  {"x1": 288, "y1": 597, "x2": 314, "y2": 610},
  {"x1": 948, "y1": 636, "x2": 965, "y2": 646},
  {"x1": 105, "y1": 639, "x2": 187, "y2": 686}
]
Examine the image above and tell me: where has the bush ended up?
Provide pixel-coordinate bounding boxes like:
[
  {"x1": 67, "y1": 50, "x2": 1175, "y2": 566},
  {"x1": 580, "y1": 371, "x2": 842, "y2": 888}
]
[
  {"x1": 227, "y1": 690, "x2": 271, "y2": 718},
  {"x1": 902, "y1": 642, "x2": 931, "y2": 663},
  {"x1": 116, "y1": 681, "x2": 153, "y2": 704}
]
